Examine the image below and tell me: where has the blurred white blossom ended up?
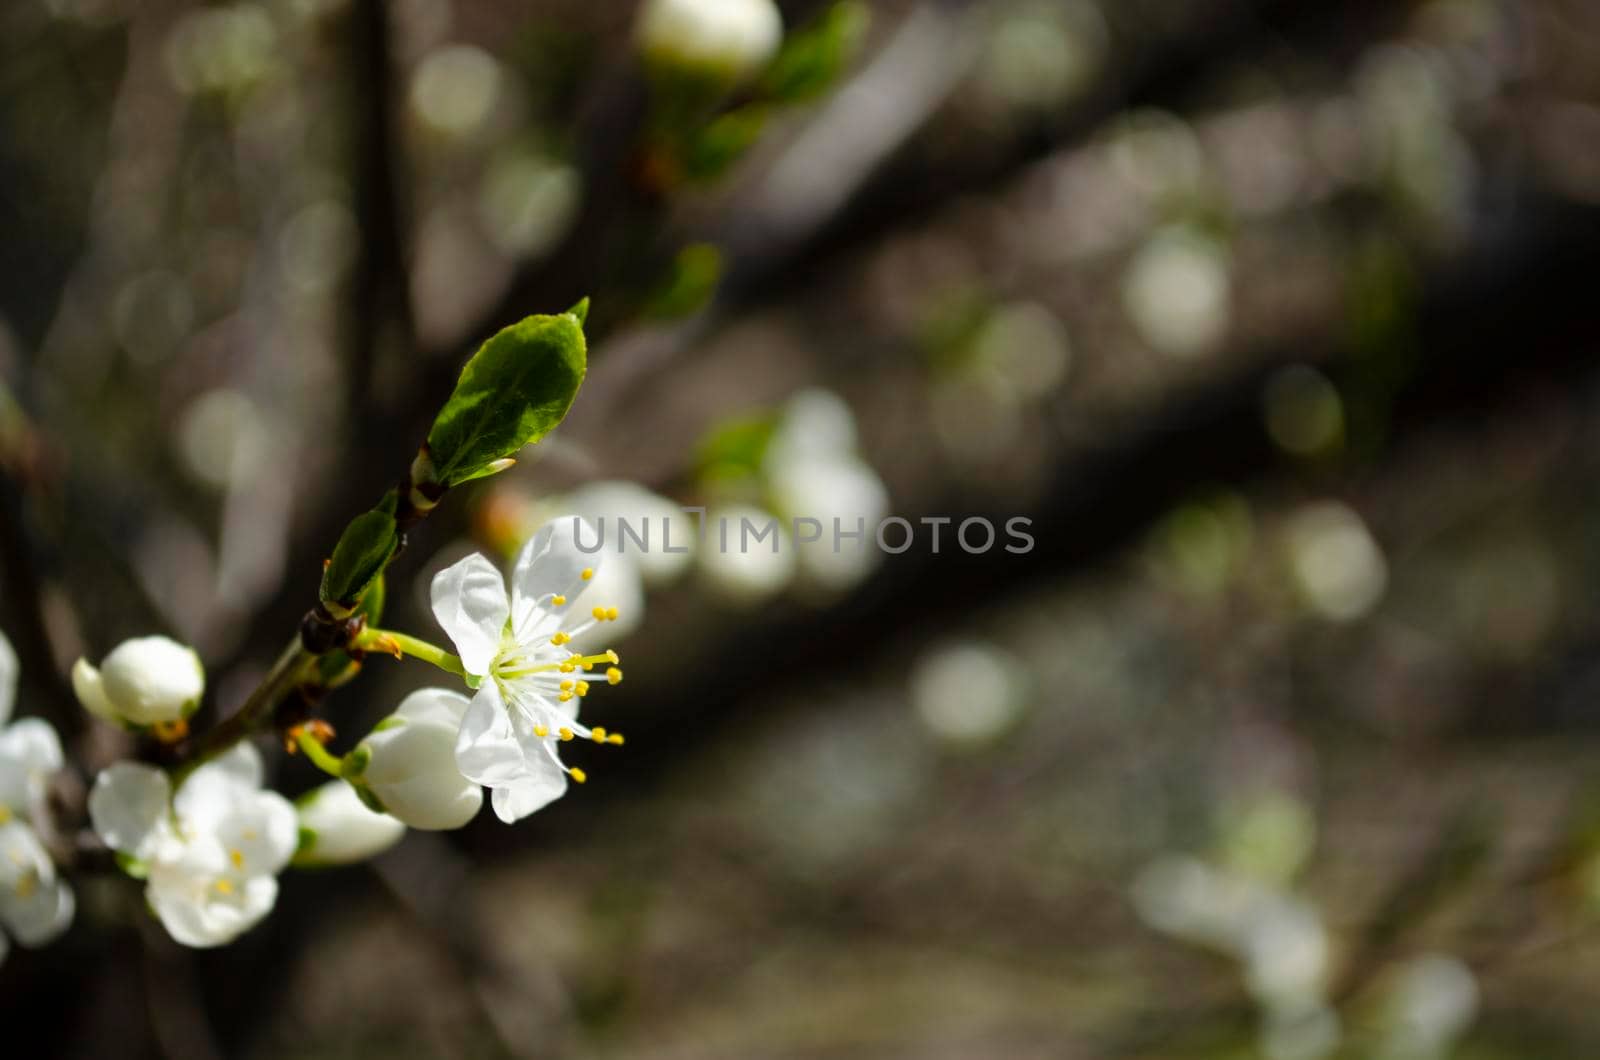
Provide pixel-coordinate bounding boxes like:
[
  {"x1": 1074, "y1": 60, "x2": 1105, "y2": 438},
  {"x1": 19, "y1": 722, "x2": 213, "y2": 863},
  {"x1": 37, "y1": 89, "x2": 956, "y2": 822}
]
[
  {"x1": 1122, "y1": 226, "x2": 1232, "y2": 359},
  {"x1": 636, "y1": 0, "x2": 783, "y2": 83},
  {"x1": 1286, "y1": 501, "x2": 1388, "y2": 621},
  {"x1": 910, "y1": 642, "x2": 1028, "y2": 746}
]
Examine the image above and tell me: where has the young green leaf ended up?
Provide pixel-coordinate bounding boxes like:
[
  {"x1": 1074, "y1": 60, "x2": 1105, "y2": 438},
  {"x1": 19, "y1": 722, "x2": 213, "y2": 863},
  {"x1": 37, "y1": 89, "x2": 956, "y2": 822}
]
[
  {"x1": 424, "y1": 311, "x2": 588, "y2": 488},
  {"x1": 759, "y1": 2, "x2": 869, "y2": 104},
  {"x1": 320, "y1": 510, "x2": 399, "y2": 611}
]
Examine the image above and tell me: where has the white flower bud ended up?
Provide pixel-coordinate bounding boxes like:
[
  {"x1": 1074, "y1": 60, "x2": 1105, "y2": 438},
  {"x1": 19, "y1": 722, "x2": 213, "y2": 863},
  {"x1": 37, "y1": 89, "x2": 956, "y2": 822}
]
[
  {"x1": 355, "y1": 690, "x2": 483, "y2": 831},
  {"x1": 294, "y1": 781, "x2": 406, "y2": 866},
  {"x1": 636, "y1": 0, "x2": 783, "y2": 83},
  {"x1": 72, "y1": 636, "x2": 205, "y2": 727}
]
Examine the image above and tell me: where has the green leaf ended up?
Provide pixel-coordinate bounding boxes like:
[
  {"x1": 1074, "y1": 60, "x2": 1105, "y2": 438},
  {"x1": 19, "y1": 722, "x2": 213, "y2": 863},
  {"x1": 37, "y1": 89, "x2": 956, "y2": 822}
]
[
  {"x1": 695, "y1": 413, "x2": 776, "y2": 484},
  {"x1": 320, "y1": 510, "x2": 399, "y2": 610},
  {"x1": 424, "y1": 311, "x2": 588, "y2": 488},
  {"x1": 644, "y1": 243, "x2": 724, "y2": 319},
  {"x1": 316, "y1": 574, "x2": 386, "y2": 685},
  {"x1": 759, "y1": 2, "x2": 870, "y2": 104},
  {"x1": 682, "y1": 106, "x2": 768, "y2": 182}
]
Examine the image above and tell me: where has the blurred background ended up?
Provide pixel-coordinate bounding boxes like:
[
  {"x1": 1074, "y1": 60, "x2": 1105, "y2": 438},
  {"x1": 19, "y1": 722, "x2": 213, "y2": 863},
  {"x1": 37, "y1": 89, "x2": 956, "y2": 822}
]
[{"x1": 4, "y1": 0, "x2": 1600, "y2": 1055}]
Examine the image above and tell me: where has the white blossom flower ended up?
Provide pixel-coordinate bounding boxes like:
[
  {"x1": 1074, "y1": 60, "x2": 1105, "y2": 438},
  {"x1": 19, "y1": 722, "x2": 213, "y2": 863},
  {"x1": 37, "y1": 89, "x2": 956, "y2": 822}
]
[
  {"x1": 430, "y1": 518, "x2": 626, "y2": 824},
  {"x1": 0, "y1": 630, "x2": 73, "y2": 964},
  {"x1": 636, "y1": 0, "x2": 783, "y2": 83},
  {"x1": 0, "y1": 819, "x2": 74, "y2": 959},
  {"x1": 351, "y1": 688, "x2": 483, "y2": 831},
  {"x1": 72, "y1": 635, "x2": 205, "y2": 729},
  {"x1": 89, "y1": 745, "x2": 296, "y2": 948},
  {"x1": 293, "y1": 781, "x2": 407, "y2": 866}
]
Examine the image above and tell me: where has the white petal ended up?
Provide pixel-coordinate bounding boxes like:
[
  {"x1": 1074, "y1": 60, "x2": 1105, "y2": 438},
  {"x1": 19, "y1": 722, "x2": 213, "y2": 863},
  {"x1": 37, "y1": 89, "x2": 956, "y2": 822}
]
[
  {"x1": 430, "y1": 552, "x2": 510, "y2": 676},
  {"x1": 489, "y1": 755, "x2": 567, "y2": 823},
  {"x1": 0, "y1": 631, "x2": 15, "y2": 726},
  {"x1": 5, "y1": 878, "x2": 73, "y2": 948},
  {"x1": 72, "y1": 658, "x2": 119, "y2": 722},
  {"x1": 376, "y1": 771, "x2": 482, "y2": 831},
  {"x1": 453, "y1": 683, "x2": 523, "y2": 787},
  {"x1": 219, "y1": 791, "x2": 299, "y2": 877},
  {"x1": 0, "y1": 718, "x2": 64, "y2": 776},
  {"x1": 395, "y1": 686, "x2": 472, "y2": 727},
  {"x1": 510, "y1": 517, "x2": 602, "y2": 630},
  {"x1": 148, "y1": 866, "x2": 276, "y2": 948},
  {"x1": 207, "y1": 742, "x2": 265, "y2": 790},
  {"x1": 89, "y1": 763, "x2": 172, "y2": 859}
]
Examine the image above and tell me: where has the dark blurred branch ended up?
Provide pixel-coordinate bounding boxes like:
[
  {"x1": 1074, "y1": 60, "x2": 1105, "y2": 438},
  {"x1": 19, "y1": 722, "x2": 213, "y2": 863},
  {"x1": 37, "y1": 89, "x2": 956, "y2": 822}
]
[{"x1": 345, "y1": 0, "x2": 415, "y2": 429}]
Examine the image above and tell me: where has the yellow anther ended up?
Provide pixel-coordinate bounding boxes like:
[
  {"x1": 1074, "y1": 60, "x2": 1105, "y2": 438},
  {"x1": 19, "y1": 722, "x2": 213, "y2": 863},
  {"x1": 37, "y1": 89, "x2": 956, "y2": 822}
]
[
  {"x1": 552, "y1": 595, "x2": 566, "y2": 606},
  {"x1": 582, "y1": 661, "x2": 594, "y2": 671},
  {"x1": 229, "y1": 849, "x2": 244, "y2": 870},
  {"x1": 559, "y1": 662, "x2": 576, "y2": 673},
  {"x1": 215, "y1": 879, "x2": 235, "y2": 895},
  {"x1": 606, "y1": 667, "x2": 623, "y2": 685},
  {"x1": 558, "y1": 691, "x2": 573, "y2": 703},
  {"x1": 605, "y1": 649, "x2": 620, "y2": 665},
  {"x1": 558, "y1": 727, "x2": 574, "y2": 742},
  {"x1": 591, "y1": 727, "x2": 607, "y2": 742},
  {"x1": 550, "y1": 631, "x2": 571, "y2": 646},
  {"x1": 568, "y1": 768, "x2": 587, "y2": 784},
  {"x1": 533, "y1": 725, "x2": 549, "y2": 738},
  {"x1": 14, "y1": 873, "x2": 37, "y2": 900},
  {"x1": 605, "y1": 607, "x2": 619, "y2": 621},
  {"x1": 576, "y1": 682, "x2": 590, "y2": 697},
  {"x1": 592, "y1": 606, "x2": 607, "y2": 621},
  {"x1": 607, "y1": 733, "x2": 625, "y2": 746},
  {"x1": 581, "y1": 568, "x2": 594, "y2": 581},
  {"x1": 0, "y1": 806, "x2": 11, "y2": 825},
  {"x1": 560, "y1": 679, "x2": 575, "y2": 691}
]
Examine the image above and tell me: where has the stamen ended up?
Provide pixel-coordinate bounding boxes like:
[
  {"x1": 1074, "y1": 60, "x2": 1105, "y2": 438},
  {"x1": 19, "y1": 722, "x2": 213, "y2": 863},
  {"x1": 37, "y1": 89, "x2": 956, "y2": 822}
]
[
  {"x1": 558, "y1": 691, "x2": 574, "y2": 703},
  {"x1": 560, "y1": 679, "x2": 574, "y2": 691},
  {"x1": 576, "y1": 682, "x2": 590, "y2": 697},
  {"x1": 215, "y1": 879, "x2": 235, "y2": 895},
  {"x1": 0, "y1": 806, "x2": 11, "y2": 825},
  {"x1": 607, "y1": 733, "x2": 625, "y2": 746},
  {"x1": 592, "y1": 606, "x2": 607, "y2": 621},
  {"x1": 229, "y1": 849, "x2": 244, "y2": 870},
  {"x1": 605, "y1": 607, "x2": 619, "y2": 621},
  {"x1": 550, "y1": 631, "x2": 571, "y2": 646},
  {"x1": 605, "y1": 649, "x2": 620, "y2": 664},
  {"x1": 533, "y1": 724, "x2": 549, "y2": 738},
  {"x1": 606, "y1": 667, "x2": 623, "y2": 685},
  {"x1": 581, "y1": 568, "x2": 594, "y2": 580},
  {"x1": 558, "y1": 727, "x2": 574, "y2": 742},
  {"x1": 569, "y1": 767, "x2": 587, "y2": 783},
  {"x1": 552, "y1": 595, "x2": 567, "y2": 606},
  {"x1": 591, "y1": 727, "x2": 607, "y2": 742}
]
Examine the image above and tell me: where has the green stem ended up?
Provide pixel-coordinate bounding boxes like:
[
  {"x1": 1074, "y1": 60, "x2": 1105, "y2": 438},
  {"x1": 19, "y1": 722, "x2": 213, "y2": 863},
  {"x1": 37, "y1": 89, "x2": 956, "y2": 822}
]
[
  {"x1": 354, "y1": 626, "x2": 466, "y2": 677},
  {"x1": 171, "y1": 637, "x2": 315, "y2": 785},
  {"x1": 294, "y1": 728, "x2": 346, "y2": 779}
]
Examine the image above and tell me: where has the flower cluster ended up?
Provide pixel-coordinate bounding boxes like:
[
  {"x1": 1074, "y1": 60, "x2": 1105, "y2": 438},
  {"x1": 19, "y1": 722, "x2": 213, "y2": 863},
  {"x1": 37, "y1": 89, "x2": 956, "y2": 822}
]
[
  {"x1": 0, "y1": 633, "x2": 73, "y2": 965},
  {"x1": 91, "y1": 746, "x2": 297, "y2": 947}
]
